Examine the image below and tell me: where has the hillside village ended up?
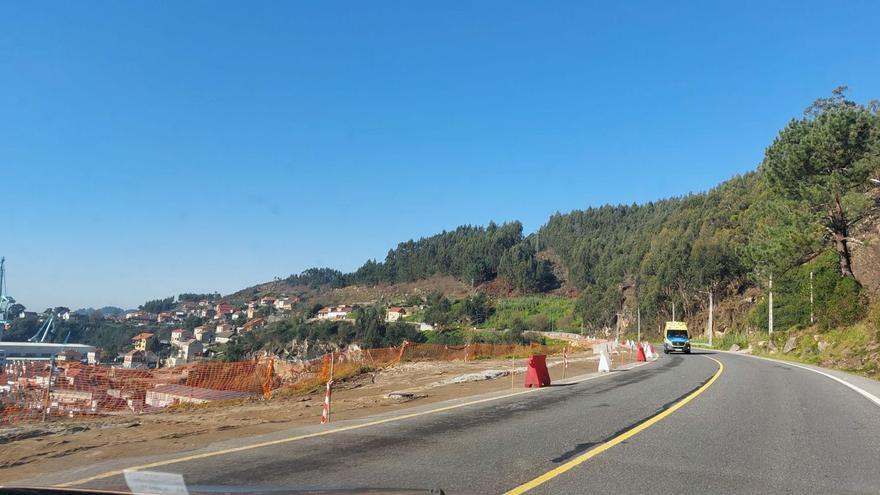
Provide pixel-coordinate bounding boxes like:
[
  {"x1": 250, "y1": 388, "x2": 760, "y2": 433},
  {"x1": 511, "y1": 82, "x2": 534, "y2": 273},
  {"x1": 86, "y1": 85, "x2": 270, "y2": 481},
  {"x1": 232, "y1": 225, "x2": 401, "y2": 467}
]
[
  {"x1": 0, "y1": 293, "x2": 443, "y2": 419},
  {"x1": 108, "y1": 297, "x2": 426, "y2": 369}
]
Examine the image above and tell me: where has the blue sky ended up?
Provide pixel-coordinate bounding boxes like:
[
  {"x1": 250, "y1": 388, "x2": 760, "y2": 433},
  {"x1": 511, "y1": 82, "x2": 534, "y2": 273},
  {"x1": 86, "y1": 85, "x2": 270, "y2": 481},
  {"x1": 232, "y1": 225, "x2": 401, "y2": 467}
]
[{"x1": 2, "y1": 1, "x2": 879, "y2": 310}]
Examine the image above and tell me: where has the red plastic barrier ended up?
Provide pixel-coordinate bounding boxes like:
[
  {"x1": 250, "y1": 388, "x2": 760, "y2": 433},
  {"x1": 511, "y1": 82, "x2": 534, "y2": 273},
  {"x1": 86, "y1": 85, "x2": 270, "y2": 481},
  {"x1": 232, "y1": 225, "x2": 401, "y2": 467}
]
[
  {"x1": 523, "y1": 355, "x2": 552, "y2": 388},
  {"x1": 636, "y1": 343, "x2": 646, "y2": 362}
]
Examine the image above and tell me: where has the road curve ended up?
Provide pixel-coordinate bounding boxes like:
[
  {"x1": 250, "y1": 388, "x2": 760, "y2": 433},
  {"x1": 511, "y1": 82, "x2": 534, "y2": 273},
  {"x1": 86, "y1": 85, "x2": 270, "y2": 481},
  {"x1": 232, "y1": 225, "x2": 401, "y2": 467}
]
[{"x1": 39, "y1": 351, "x2": 880, "y2": 494}]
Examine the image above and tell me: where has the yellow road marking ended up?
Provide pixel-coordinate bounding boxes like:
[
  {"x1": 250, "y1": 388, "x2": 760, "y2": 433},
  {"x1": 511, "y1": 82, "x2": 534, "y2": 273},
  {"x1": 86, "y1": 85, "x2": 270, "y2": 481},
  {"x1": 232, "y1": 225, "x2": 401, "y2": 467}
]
[
  {"x1": 56, "y1": 362, "x2": 649, "y2": 488},
  {"x1": 504, "y1": 356, "x2": 724, "y2": 495}
]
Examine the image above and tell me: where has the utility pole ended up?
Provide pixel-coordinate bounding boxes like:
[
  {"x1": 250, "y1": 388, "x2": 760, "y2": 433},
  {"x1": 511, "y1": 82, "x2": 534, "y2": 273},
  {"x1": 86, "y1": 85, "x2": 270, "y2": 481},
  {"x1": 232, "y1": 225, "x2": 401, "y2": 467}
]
[
  {"x1": 707, "y1": 290, "x2": 714, "y2": 347},
  {"x1": 635, "y1": 279, "x2": 641, "y2": 343},
  {"x1": 615, "y1": 312, "x2": 622, "y2": 343},
  {"x1": 809, "y1": 271, "x2": 814, "y2": 325},
  {"x1": 637, "y1": 307, "x2": 641, "y2": 343},
  {"x1": 768, "y1": 273, "x2": 774, "y2": 335},
  {"x1": 672, "y1": 302, "x2": 676, "y2": 321}
]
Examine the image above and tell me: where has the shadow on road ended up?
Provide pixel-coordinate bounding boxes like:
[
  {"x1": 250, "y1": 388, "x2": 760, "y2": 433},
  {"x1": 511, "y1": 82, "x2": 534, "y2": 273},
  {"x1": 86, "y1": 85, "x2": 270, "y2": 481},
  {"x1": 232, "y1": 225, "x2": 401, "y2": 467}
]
[
  {"x1": 552, "y1": 441, "x2": 600, "y2": 462},
  {"x1": 548, "y1": 364, "x2": 720, "y2": 464}
]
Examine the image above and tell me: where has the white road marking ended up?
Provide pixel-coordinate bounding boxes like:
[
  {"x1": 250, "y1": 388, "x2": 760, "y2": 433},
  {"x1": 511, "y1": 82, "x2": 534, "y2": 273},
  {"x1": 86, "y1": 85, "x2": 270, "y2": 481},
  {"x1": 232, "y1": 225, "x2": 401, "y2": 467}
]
[{"x1": 718, "y1": 350, "x2": 880, "y2": 408}]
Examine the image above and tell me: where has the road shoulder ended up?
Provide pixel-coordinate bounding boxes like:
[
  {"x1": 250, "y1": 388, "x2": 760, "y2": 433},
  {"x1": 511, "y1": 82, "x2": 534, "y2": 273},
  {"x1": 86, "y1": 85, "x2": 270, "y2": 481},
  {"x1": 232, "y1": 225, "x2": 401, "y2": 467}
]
[
  {"x1": 710, "y1": 349, "x2": 880, "y2": 408},
  {"x1": 9, "y1": 359, "x2": 652, "y2": 487}
]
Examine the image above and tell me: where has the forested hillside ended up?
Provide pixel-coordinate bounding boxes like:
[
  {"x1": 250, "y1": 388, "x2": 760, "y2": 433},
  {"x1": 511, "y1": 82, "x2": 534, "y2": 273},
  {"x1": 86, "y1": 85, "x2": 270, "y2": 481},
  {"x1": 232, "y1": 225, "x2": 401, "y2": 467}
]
[
  {"x1": 537, "y1": 172, "x2": 757, "y2": 329},
  {"x1": 349, "y1": 222, "x2": 529, "y2": 287},
  {"x1": 542, "y1": 90, "x2": 878, "y2": 332},
  {"x1": 297, "y1": 222, "x2": 557, "y2": 293},
  {"x1": 278, "y1": 89, "x2": 878, "y2": 334}
]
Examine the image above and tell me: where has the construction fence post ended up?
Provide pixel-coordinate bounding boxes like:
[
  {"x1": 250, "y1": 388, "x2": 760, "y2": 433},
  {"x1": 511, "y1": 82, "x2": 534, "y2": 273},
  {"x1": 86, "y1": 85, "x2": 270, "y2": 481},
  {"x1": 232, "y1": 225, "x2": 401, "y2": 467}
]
[
  {"x1": 263, "y1": 358, "x2": 274, "y2": 400},
  {"x1": 397, "y1": 340, "x2": 410, "y2": 364},
  {"x1": 562, "y1": 346, "x2": 568, "y2": 380},
  {"x1": 321, "y1": 352, "x2": 335, "y2": 425},
  {"x1": 42, "y1": 356, "x2": 54, "y2": 422}
]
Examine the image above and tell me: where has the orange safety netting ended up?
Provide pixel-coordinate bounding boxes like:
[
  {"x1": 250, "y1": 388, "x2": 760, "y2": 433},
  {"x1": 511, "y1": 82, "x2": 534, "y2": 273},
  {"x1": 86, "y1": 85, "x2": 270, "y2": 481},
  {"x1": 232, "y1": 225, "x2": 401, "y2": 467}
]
[{"x1": 0, "y1": 341, "x2": 588, "y2": 425}]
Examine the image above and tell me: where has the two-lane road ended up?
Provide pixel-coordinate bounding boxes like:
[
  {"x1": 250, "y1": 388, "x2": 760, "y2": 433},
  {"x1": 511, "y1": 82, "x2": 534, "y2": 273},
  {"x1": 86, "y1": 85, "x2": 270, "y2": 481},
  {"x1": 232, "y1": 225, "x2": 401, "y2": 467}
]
[{"x1": 38, "y1": 351, "x2": 880, "y2": 494}]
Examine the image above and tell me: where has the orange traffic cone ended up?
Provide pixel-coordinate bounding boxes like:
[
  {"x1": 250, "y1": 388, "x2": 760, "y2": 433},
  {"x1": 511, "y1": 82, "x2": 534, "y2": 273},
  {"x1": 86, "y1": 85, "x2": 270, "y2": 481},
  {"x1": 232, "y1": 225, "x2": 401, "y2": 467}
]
[{"x1": 636, "y1": 343, "x2": 647, "y2": 362}]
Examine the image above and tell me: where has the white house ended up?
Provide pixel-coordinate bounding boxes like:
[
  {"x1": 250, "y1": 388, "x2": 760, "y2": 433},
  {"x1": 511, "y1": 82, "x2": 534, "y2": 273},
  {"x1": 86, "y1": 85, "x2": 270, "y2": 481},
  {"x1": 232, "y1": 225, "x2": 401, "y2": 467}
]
[
  {"x1": 386, "y1": 307, "x2": 407, "y2": 322},
  {"x1": 316, "y1": 305, "x2": 352, "y2": 321},
  {"x1": 193, "y1": 326, "x2": 214, "y2": 343},
  {"x1": 166, "y1": 339, "x2": 203, "y2": 367},
  {"x1": 274, "y1": 297, "x2": 294, "y2": 311},
  {"x1": 170, "y1": 328, "x2": 193, "y2": 348},
  {"x1": 123, "y1": 350, "x2": 159, "y2": 369}
]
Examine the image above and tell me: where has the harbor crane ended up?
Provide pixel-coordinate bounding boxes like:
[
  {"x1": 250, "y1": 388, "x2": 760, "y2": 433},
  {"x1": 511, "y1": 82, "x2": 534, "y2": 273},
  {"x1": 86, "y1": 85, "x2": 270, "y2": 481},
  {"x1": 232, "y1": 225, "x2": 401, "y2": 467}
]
[
  {"x1": 29, "y1": 313, "x2": 57, "y2": 343},
  {"x1": 0, "y1": 257, "x2": 15, "y2": 335}
]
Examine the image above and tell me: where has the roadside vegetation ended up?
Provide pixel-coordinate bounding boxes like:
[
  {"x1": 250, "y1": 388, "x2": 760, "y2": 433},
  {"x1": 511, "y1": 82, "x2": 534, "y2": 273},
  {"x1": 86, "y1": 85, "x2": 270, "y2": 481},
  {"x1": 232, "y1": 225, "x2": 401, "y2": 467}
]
[
  {"x1": 482, "y1": 296, "x2": 580, "y2": 333},
  {"x1": 692, "y1": 319, "x2": 880, "y2": 380}
]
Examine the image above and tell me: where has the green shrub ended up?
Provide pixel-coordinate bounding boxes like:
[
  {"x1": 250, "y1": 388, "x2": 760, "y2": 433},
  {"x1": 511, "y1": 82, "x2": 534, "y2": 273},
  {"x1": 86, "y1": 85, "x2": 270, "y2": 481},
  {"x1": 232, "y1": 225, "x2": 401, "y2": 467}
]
[
  {"x1": 423, "y1": 329, "x2": 466, "y2": 345},
  {"x1": 484, "y1": 296, "x2": 580, "y2": 332},
  {"x1": 747, "y1": 250, "x2": 867, "y2": 331},
  {"x1": 818, "y1": 276, "x2": 867, "y2": 329},
  {"x1": 706, "y1": 332, "x2": 752, "y2": 349},
  {"x1": 867, "y1": 302, "x2": 880, "y2": 340},
  {"x1": 526, "y1": 314, "x2": 550, "y2": 332}
]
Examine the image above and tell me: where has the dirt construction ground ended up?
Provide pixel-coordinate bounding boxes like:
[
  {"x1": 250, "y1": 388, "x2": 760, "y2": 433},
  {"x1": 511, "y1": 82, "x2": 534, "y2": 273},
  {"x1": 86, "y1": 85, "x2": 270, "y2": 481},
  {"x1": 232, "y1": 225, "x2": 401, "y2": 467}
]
[{"x1": 0, "y1": 350, "x2": 636, "y2": 483}]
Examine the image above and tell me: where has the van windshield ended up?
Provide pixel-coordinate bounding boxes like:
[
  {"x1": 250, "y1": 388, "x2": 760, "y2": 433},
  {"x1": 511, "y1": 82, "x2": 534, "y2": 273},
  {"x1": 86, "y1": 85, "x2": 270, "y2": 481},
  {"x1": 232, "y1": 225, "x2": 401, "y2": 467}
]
[{"x1": 667, "y1": 330, "x2": 688, "y2": 339}]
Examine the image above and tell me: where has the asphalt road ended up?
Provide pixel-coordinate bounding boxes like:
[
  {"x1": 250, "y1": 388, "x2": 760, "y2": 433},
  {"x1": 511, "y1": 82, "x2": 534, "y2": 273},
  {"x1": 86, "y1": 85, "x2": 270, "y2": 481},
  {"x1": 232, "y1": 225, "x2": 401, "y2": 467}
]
[{"x1": 44, "y1": 351, "x2": 880, "y2": 494}]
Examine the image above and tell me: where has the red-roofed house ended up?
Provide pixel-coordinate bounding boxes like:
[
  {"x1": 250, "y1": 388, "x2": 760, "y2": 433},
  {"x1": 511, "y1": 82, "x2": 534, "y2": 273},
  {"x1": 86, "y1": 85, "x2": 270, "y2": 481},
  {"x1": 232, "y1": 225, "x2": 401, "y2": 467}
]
[
  {"x1": 215, "y1": 303, "x2": 234, "y2": 316},
  {"x1": 242, "y1": 317, "x2": 266, "y2": 333},
  {"x1": 157, "y1": 312, "x2": 176, "y2": 323}
]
